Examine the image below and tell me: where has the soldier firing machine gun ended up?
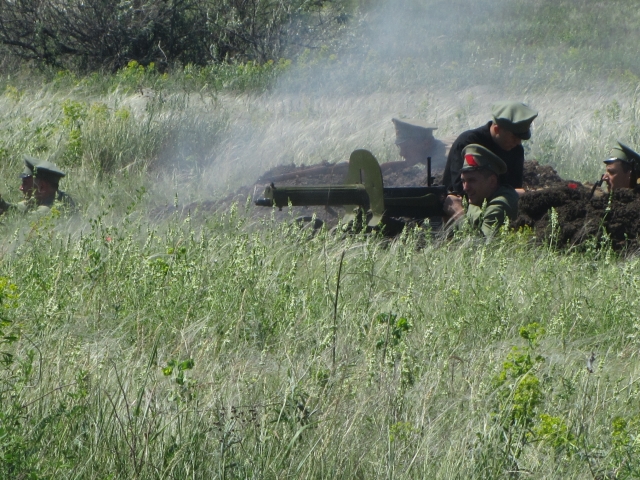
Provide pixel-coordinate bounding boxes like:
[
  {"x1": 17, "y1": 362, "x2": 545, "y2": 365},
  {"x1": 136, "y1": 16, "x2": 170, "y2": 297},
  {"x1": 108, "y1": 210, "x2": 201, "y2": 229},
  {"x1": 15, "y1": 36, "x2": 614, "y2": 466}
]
[{"x1": 254, "y1": 149, "x2": 447, "y2": 233}]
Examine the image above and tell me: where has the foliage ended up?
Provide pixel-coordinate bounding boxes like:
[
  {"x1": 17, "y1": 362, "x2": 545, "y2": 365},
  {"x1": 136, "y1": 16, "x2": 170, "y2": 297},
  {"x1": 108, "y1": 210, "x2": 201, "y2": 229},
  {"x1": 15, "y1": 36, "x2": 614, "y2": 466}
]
[
  {"x1": 0, "y1": 0, "x2": 351, "y2": 71},
  {"x1": 0, "y1": 205, "x2": 635, "y2": 478},
  {"x1": 0, "y1": 1, "x2": 639, "y2": 477}
]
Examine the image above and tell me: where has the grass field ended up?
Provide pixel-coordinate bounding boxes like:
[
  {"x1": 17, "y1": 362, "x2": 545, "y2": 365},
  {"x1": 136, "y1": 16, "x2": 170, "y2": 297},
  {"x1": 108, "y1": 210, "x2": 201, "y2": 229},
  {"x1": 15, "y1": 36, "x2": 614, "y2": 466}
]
[{"x1": 1, "y1": 0, "x2": 640, "y2": 478}]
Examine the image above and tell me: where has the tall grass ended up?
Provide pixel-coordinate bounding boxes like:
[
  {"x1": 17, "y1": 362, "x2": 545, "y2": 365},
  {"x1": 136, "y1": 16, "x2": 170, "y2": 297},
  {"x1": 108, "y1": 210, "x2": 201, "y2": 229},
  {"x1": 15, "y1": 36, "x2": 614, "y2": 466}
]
[
  {"x1": 2, "y1": 76, "x2": 637, "y2": 205},
  {"x1": 1, "y1": 209, "x2": 639, "y2": 478},
  {"x1": 1, "y1": 1, "x2": 640, "y2": 478}
]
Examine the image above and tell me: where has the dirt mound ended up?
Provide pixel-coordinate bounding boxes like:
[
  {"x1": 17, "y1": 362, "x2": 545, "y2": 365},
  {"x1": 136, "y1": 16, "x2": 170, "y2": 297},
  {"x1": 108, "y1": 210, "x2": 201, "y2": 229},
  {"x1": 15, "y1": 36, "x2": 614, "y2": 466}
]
[
  {"x1": 513, "y1": 185, "x2": 640, "y2": 252},
  {"x1": 510, "y1": 161, "x2": 640, "y2": 252},
  {"x1": 521, "y1": 160, "x2": 566, "y2": 189}
]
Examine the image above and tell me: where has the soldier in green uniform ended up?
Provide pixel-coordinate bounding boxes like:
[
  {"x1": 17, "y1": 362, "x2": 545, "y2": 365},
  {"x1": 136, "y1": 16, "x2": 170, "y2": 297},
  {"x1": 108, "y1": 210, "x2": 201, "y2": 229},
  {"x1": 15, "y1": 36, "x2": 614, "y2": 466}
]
[
  {"x1": 601, "y1": 141, "x2": 640, "y2": 192},
  {"x1": 443, "y1": 144, "x2": 519, "y2": 237}
]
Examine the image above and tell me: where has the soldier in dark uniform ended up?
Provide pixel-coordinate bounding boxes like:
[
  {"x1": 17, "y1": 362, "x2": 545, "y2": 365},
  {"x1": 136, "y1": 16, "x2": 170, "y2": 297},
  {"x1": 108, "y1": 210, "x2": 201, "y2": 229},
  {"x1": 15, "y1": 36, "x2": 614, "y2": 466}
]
[
  {"x1": 443, "y1": 144, "x2": 519, "y2": 237},
  {"x1": 19, "y1": 156, "x2": 38, "y2": 201},
  {"x1": 442, "y1": 101, "x2": 538, "y2": 195},
  {"x1": 0, "y1": 155, "x2": 38, "y2": 214},
  {"x1": 32, "y1": 161, "x2": 76, "y2": 213},
  {"x1": 602, "y1": 141, "x2": 640, "y2": 191}
]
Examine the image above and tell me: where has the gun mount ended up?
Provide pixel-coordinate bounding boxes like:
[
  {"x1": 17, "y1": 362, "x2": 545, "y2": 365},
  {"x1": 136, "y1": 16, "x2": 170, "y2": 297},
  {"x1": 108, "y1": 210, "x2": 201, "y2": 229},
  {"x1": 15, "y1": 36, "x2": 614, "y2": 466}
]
[
  {"x1": 254, "y1": 149, "x2": 447, "y2": 231},
  {"x1": 590, "y1": 174, "x2": 605, "y2": 199}
]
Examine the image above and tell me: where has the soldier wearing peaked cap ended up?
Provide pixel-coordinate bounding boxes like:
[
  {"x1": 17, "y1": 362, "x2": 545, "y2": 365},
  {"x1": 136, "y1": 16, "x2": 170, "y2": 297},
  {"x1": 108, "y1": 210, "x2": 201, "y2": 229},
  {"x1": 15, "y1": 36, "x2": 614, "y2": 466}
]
[
  {"x1": 443, "y1": 101, "x2": 538, "y2": 195},
  {"x1": 601, "y1": 141, "x2": 640, "y2": 192},
  {"x1": 391, "y1": 118, "x2": 447, "y2": 169},
  {"x1": 19, "y1": 155, "x2": 38, "y2": 200},
  {"x1": 0, "y1": 155, "x2": 40, "y2": 214},
  {"x1": 32, "y1": 161, "x2": 75, "y2": 213},
  {"x1": 1, "y1": 158, "x2": 76, "y2": 215},
  {"x1": 443, "y1": 144, "x2": 519, "y2": 237}
]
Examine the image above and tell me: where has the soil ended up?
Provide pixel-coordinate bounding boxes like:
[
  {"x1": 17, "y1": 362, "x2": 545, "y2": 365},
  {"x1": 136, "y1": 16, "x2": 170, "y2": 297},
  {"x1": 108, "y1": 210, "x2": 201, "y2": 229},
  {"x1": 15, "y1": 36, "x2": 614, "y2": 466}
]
[
  {"x1": 157, "y1": 156, "x2": 640, "y2": 252},
  {"x1": 513, "y1": 185, "x2": 640, "y2": 252},
  {"x1": 512, "y1": 161, "x2": 640, "y2": 252},
  {"x1": 521, "y1": 160, "x2": 567, "y2": 189}
]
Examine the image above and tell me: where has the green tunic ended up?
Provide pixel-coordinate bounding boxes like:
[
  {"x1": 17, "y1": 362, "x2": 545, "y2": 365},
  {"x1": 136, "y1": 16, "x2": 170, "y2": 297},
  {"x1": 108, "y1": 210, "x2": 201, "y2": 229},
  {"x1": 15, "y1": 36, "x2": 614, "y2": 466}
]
[{"x1": 465, "y1": 185, "x2": 519, "y2": 237}]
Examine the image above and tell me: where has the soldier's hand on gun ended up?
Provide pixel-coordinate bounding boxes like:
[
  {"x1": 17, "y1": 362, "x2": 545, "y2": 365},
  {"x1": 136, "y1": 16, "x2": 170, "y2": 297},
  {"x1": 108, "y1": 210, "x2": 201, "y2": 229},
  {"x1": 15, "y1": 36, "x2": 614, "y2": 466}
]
[{"x1": 443, "y1": 194, "x2": 464, "y2": 221}]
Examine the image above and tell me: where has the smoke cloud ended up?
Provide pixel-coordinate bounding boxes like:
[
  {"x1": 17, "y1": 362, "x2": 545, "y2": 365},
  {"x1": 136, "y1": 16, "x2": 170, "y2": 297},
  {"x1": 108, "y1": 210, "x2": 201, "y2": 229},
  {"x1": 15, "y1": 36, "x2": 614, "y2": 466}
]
[{"x1": 163, "y1": 0, "x2": 639, "y2": 203}]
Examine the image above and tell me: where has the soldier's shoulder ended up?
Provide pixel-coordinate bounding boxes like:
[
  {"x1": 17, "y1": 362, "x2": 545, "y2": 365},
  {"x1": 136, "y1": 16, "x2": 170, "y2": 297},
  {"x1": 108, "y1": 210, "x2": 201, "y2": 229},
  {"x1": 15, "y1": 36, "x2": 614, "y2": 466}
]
[
  {"x1": 493, "y1": 185, "x2": 519, "y2": 201},
  {"x1": 452, "y1": 124, "x2": 491, "y2": 148},
  {"x1": 488, "y1": 186, "x2": 519, "y2": 220}
]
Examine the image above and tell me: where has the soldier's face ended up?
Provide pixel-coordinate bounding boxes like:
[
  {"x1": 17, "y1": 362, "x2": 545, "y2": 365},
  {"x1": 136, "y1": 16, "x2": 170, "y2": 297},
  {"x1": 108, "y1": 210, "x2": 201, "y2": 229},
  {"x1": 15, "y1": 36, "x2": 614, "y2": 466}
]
[
  {"x1": 33, "y1": 178, "x2": 56, "y2": 204},
  {"x1": 492, "y1": 125, "x2": 523, "y2": 151},
  {"x1": 603, "y1": 161, "x2": 632, "y2": 191},
  {"x1": 20, "y1": 176, "x2": 34, "y2": 199},
  {"x1": 461, "y1": 170, "x2": 498, "y2": 206}
]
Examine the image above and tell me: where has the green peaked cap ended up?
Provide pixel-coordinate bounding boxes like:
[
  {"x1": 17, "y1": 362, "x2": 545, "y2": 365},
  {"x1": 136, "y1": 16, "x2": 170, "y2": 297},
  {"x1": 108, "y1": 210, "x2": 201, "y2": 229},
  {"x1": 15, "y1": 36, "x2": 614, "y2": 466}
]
[
  {"x1": 392, "y1": 118, "x2": 437, "y2": 145},
  {"x1": 604, "y1": 141, "x2": 640, "y2": 168},
  {"x1": 34, "y1": 160, "x2": 66, "y2": 184},
  {"x1": 20, "y1": 155, "x2": 40, "y2": 178},
  {"x1": 460, "y1": 144, "x2": 507, "y2": 175},
  {"x1": 491, "y1": 101, "x2": 538, "y2": 140}
]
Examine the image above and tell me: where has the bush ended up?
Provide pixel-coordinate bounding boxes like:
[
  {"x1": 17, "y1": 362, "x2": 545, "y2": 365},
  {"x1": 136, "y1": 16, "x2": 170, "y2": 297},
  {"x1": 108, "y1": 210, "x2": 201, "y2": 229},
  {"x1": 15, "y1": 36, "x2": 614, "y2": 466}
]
[{"x1": 0, "y1": 0, "x2": 351, "y2": 72}]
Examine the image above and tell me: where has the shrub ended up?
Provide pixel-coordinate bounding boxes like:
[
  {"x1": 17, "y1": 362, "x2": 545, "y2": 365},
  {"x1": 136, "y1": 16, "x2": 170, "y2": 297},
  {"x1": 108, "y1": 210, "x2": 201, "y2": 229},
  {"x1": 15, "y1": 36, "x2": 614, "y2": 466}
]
[{"x1": 0, "y1": 0, "x2": 351, "y2": 72}]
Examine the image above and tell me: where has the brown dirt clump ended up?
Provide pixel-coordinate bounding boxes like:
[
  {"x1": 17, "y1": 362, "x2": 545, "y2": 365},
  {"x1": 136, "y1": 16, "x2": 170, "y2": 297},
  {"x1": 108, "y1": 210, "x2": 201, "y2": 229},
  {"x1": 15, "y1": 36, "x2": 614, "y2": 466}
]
[
  {"x1": 513, "y1": 185, "x2": 640, "y2": 252},
  {"x1": 521, "y1": 160, "x2": 566, "y2": 189},
  {"x1": 510, "y1": 161, "x2": 640, "y2": 252}
]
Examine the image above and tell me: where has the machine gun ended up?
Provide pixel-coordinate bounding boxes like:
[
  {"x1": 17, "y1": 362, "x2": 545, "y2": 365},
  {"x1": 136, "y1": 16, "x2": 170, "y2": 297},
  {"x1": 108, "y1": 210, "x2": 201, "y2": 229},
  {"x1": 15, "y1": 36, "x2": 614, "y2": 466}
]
[
  {"x1": 254, "y1": 149, "x2": 447, "y2": 232},
  {"x1": 589, "y1": 174, "x2": 605, "y2": 199}
]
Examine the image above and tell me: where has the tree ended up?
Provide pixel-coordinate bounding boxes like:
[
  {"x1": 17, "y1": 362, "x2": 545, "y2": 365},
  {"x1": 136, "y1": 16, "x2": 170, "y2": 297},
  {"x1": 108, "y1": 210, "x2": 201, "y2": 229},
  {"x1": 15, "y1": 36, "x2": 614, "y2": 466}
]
[{"x1": 0, "y1": 0, "x2": 350, "y2": 71}]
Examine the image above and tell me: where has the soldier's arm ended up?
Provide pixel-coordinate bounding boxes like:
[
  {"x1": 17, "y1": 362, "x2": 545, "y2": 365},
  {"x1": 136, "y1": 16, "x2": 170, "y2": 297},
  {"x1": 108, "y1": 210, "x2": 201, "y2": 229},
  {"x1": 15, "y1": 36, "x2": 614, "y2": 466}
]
[
  {"x1": 0, "y1": 195, "x2": 15, "y2": 215},
  {"x1": 445, "y1": 140, "x2": 466, "y2": 194},
  {"x1": 443, "y1": 194, "x2": 464, "y2": 222},
  {"x1": 511, "y1": 148, "x2": 525, "y2": 189}
]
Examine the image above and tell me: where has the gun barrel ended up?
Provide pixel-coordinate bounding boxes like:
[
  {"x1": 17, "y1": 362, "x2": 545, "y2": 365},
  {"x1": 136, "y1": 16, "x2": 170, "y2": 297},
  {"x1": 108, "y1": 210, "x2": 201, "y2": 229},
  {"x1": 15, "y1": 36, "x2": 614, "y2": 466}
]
[
  {"x1": 256, "y1": 184, "x2": 370, "y2": 208},
  {"x1": 255, "y1": 184, "x2": 446, "y2": 218}
]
